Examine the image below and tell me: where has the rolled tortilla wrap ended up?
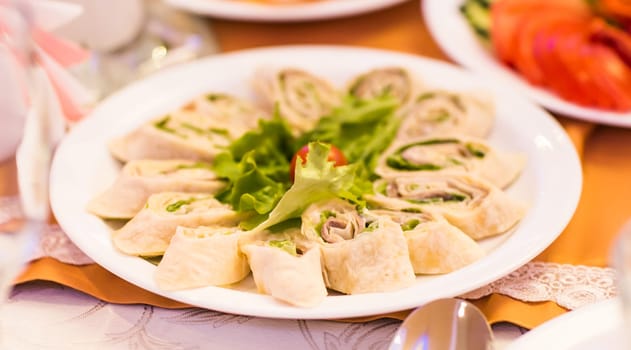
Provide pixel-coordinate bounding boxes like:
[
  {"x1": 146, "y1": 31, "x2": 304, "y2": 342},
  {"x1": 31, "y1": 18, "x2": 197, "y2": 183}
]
[
  {"x1": 310, "y1": 209, "x2": 415, "y2": 295},
  {"x1": 87, "y1": 160, "x2": 225, "y2": 219},
  {"x1": 253, "y1": 67, "x2": 341, "y2": 134},
  {"x1": 112, "y1": 192, "x2": 241, "y2": 256},
  {"x1": 241, "y1": 230, "x2": 327, "y2": 308},
  {"x1": 187, "y1": 92, "x2": 270, "y2": 132},
  {"x1": 370, "y1": 209, "x2": 484, "y2": 274},
  {"x1": 347, "y1": 67, "x2": 417, "y2": 105},
  {"x1": 376, "y1": 135, "x2": 525, "y2": 189},
  {"x1": 109, "y1": 110, "x2": 235, "y2": 162},
  {"x1": 397, "y1": 90, "x2": 494, "y2": 140},
  {"x1": 367, "y1": 173, "x2": 525, "y2": 240},
  {"x1": 300, "y1": 198, "x2": 365, "y2": 244},
  {"x1": 155, "y1": 225, "x2": 250, "y2": 290}
]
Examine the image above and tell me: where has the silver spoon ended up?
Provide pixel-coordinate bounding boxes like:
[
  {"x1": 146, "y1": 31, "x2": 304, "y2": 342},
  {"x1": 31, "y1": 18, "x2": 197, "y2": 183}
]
[{"x1": 389, "y1": 298, "x2": 494, "y2": 350}]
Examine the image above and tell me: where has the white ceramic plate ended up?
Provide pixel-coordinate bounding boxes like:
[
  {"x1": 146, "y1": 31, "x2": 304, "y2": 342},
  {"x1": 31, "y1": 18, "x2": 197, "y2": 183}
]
[
  {"x1": 508, "y1": 299, "x2": 626, "y2": 350},
  {"x1": 50, "y1": 45, "x2": 581, "y2": 319},
  {"x1": 422, "y1": 0, "x2": 631, "y2": 127},
  {"x1": 163, "y1": 0, "x2": 409, "y2": 22}
]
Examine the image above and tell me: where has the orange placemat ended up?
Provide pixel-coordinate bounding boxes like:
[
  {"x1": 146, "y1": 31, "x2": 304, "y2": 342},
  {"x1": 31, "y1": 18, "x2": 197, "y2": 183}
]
[{"x1": 16, "y1": 257, "x2": 188, "y2": 308}]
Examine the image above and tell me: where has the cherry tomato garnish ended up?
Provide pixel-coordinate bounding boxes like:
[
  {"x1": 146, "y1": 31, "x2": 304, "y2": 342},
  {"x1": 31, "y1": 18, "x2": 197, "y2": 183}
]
[{"x1": 289, "y1": 144, "x2": 347, "y2": 182}]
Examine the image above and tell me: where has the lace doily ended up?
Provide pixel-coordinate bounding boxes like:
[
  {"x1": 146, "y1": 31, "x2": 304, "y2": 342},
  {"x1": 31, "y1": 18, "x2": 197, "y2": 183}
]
[
  {"x1": 461, "y1": 262, "x2": 617, "y2": 310},
  {"x1": 0, "y1": 196, "x2": 93, "y2": 265},
  {"x1": 0, "y1": 196, "x2": 617, "y2": 309}
]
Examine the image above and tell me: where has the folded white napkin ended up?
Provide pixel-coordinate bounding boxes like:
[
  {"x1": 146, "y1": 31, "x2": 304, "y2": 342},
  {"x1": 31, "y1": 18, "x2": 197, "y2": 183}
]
[
  {"x1": 0, "y1": 49, "x2": 26, "y2": 161},
  {"x1": 0, "y1": 0, "x2": 94, "y2": 163}
]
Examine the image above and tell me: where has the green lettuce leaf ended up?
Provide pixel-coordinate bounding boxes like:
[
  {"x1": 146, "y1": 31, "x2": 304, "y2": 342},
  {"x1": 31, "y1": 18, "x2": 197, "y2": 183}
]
[
  {"x1": 214, "y1": 116, "x2": 294, "y2": 182},
  {"x1": 268, "y1": 239, "x2": 298, "y2": 256},
  {"x1": 295, "y1": 95, "x2": 400, "y2": 177},
  {"x1": 212, "y1": 117, "x2": 295, "y2": 229},
  {"x1": 212, "y1": 96, "x2": 399, "y2": 230},
  {"x1": 254, "y1": 142, "x2": 365, "y2": 232}
]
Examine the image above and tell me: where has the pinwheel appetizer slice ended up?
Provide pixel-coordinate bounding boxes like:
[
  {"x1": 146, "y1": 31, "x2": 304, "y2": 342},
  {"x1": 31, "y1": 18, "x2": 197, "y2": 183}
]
[
  {"x1": 87, "y1": 160, "x2": 226, "y2": 219},
  {"x1": 369, "y1": 209, "x2": 484, "y2": 274},
  {"x1": 301, "y1": 199, "x2": 415, "y2": 294},
  {"x1": 397, "y1": 90, "x2": 495, "y2": 140},
  {"x1": 109, "y1": 110, "x2": 236, "y2": 163},
  {"x1": 112, "y1": 192, "x2": 241, "y2": 256},
  {"x1": 301, "y1": 197, "x2": 365, "y2": 244},
  {"x1": 154, "y1": 225, "x2": 250, "y2": 290},
  {"x1": 347, "y1": 67, "x2": 418, "y2": 105},
  {"x1": 253, "y1": 68, "x2": 341, "y2": 134},
  {"x1": 187, "y1": 93, "x2": 270, "y2": 132},
  {"x1": 240, "y1": 229, "x2": 327, "y2": 308},
  {"x1": 375, "y1": 136, "x2": 525, "y2": 189},
  {"x1": 367, "y1": 174, "x2": 525, "y2": 240}
]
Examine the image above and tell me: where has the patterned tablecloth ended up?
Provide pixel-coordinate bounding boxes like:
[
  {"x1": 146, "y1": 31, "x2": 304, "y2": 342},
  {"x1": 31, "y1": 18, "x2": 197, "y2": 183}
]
[
  {"x1": 3, "y1": 282, "x2": 523, "y2": 350},
  {"x1": 6, "y1": 193, "x2": 616, "y2": 349}
]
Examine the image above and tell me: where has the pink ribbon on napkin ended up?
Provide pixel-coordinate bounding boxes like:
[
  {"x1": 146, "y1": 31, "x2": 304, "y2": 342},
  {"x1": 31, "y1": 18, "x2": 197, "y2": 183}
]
[
  {"x1": 32, "y1": 26, "x2": 87, "y2": 67},
  {"x1": 0, "y1": 0, "x2": 92, "y2": 124}
]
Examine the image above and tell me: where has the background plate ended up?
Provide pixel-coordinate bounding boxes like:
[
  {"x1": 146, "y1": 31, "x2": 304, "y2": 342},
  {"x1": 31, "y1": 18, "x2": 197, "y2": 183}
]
[
  {"x1": 508, "y1": 299, "x2": 625, "y2": 350},
  {"x1": 50, "y1": 45, "x2": 582, "y2": 319},
  {"x1": 164, "y1": 0, "x2": 409, "y2": 22},
  {"x1": 422, "y1": 0, "x2": 631, "y2": 127}
]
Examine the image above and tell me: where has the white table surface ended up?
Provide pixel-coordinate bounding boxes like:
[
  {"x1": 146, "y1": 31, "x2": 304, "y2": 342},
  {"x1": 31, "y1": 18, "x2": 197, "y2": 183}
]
[{"x1": 2, "y1": 281, "x2": 523, "y2": 350}]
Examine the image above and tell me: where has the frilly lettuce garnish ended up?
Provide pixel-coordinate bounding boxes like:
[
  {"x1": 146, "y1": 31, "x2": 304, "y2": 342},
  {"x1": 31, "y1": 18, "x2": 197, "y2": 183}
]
[
  {"x1": 254, "y1": 142, "x2": 367, "y2": 232},
  {"x1": 268, "y1": 239, "x2": 298, "y2": 256},
  {"x1": 212, "y1": 117, "x2": 294, "y2": 228},
  {"x1": 213, "y1": 95, "x2": 400, "y2": 230},
  {"x1": 295, "y1": 95, "x2": 400, "y2": 178}
]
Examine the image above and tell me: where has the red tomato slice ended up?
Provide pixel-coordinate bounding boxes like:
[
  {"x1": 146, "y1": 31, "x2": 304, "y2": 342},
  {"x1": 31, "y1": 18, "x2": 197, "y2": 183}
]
[
  {"x1": 595, "y1": 0, "x2": 631, "y2": 21},
  {"x1": 513, "y1": 13, "x2": 580, "y2": 84},
  {"x1": 532, "y1": 26, "x2": 580, "y2": 101},
  {"x1": 492, "y1": 0, "x2": 591, "y2": 17},
  {"x1": 490, "y1": 0, "x2": 631, "y2": 111},
  {"x1": 491, "y1": 0, "x2": 592, "y2": 64},
  {"x1": 580, "y1": 43, "x2": 631, "y2": 111},
  {"x1": 506, "y1": 12, "x2": 547, "y2": 75},
  {"x1": 490, "y1": 0, "x2": 522, "y2": 63},
  {"x1": 556, "y1": 28, "x2": 618, "y2": 109},
  {"x1": 531, "y1": 18, "x2": 597, "y2": 107},
  {"x1": 289, "y1": 144, "x2": 347, "y2": 183},
  {"x1": 590, "y1": 17, "x2": 631, "y2": 67}
]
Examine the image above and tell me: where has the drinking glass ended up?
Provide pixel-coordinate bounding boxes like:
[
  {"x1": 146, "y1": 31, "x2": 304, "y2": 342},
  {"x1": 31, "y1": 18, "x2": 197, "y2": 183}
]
[
  {"x1": 0, "y1": 0, "x2": 52, "y2": 347},
  {"x1": 55, "y1": 0, "x2": 218, "y2": 100},
  {"x1": 611, "y1": 220, "x2": 631, "y2": 348}
]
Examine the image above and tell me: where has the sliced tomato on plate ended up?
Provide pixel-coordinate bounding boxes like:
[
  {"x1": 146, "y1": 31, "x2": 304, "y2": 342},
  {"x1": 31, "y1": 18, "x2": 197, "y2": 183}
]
[
  {"x1": 491, "y1": 0, "x2": 592, "y2": 63},
  {"x1": 590, "y1": 17, "x2": 631, "y2": 67},
  {"x1": 580, "y1": 43, "x2": 631, "y2": 111},
  {"x1": 510, "y1": 12, "x2": 554, "y2": 82},
  {"x1": 554, "y1": 28, "x2": 617, "y2": 109},
  {"x1": 489, "y1": 0, "x2": 631, "y2": 111},
  {"x1": 289, "y1": 144, "x2": 346, "y2": 183},
  {"x1": 593, "y1": 0, "x2": 631, "y2": 22},
  {"x1": 548, "y1": 23, "x2": 631, "y2": 111},
  {"x1": 512, "y1": 13, "x2": 585, "y2": 85},
  {"x1": 531, "y1": 18, "x2": 594, "y2": 106},
  {"x1": 490, "y1": 0, "x2": 523, "y2": 63}
]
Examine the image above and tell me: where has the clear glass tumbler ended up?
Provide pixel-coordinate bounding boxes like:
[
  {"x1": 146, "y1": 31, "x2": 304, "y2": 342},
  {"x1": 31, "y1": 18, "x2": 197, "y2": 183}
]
[
  {"x1": 0, "y1": 1, "x2": 52, "y2": 347},
  {"x1": 611, "y1": 220, "x2": 631, "y2": 349},
  {"x1": 56, "y1": 0, "x2": 219, "y2": 101}
]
